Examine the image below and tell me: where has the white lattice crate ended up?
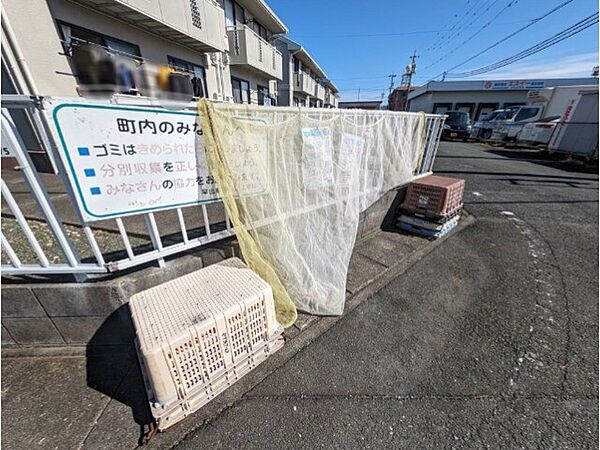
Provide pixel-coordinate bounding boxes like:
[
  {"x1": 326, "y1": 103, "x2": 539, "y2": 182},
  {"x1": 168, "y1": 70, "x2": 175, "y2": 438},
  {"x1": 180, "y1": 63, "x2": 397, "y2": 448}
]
[{"x1": 129, "y1": 257, "x2": 284, "y2": 431}]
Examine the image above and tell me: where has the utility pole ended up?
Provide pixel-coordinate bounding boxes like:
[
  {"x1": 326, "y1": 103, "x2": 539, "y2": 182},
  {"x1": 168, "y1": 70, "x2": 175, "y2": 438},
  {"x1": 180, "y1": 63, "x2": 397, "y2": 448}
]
[
  {"x1": 357, "y1": 87, "x2": 361, "y2": 102},
  {"x1": 401, "y1": 50, "x2": 418, "y2": 111},
  {"x1": 388, "y1": 73, "x2": 397, "y2": 95}
]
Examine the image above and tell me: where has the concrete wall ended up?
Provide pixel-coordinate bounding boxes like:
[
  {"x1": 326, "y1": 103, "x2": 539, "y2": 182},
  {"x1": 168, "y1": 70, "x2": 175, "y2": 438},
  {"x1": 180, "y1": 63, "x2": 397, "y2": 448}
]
[{"x1": 3, "y1": 0, "x2": 78, "y2": 96}]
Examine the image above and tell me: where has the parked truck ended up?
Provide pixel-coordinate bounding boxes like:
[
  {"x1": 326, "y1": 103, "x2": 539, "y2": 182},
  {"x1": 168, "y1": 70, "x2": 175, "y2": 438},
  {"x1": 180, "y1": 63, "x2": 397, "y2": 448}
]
[
  {"x1": 547, "y1": 88, "x2": 598, "y2": 160},
  {"x1": 492, "y1": 85, "x2": 598, "y2": 143}
]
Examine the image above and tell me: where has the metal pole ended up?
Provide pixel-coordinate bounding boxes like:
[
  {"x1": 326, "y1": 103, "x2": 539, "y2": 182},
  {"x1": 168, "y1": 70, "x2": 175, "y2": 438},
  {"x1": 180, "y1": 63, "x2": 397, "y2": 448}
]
[{"x1": 403, "y1": 50, "x2": 418, "y2": 112}]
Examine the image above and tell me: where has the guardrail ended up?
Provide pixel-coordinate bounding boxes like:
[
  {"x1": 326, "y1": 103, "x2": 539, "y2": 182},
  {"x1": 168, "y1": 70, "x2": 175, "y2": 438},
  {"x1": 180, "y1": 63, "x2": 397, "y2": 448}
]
[{"x1": 1, "y1": 95, "x2": 444, "y2": 281}]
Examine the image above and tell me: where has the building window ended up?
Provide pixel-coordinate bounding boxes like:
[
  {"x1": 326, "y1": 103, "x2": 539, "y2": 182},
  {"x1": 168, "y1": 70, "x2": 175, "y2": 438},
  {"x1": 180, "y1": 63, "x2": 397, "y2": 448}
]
[
  {"x1": 231, "y1": 77, "x2": 250, "y2": 104},
  {"x1": 257, "y1": 85, "x2": 271, "y2": 105},
  {"x1": 224, "y1": 0, "x2": 245, "y2": 28},
  {"x1": 58, "y1": 22, "x2": 141, "y2": 95},
  {"x1": 167, "y1": 56, "x2": 207, "y2": 98},
  {"x1": 251, "y1": 20, "x2": 269, "y2": 40}
]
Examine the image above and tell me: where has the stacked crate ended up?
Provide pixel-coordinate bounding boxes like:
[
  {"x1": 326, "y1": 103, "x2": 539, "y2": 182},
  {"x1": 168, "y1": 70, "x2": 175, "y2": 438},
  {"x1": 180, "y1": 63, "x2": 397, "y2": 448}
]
[{"x1": 397, "y1": 175, "x2": 465, "y2": 239}]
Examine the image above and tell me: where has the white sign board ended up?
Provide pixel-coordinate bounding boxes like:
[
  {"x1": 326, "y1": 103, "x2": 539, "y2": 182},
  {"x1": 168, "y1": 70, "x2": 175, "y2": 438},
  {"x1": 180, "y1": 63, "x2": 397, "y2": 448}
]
[
  {"x1": 483, "y1": 80, "x2": 545, "y2": 90},
  {"x1": 46, "y1": 101, "x2": 264, "y2": 222},
  {"x1": 302, "y1": 127, "x2": 334, "y2": 190}
]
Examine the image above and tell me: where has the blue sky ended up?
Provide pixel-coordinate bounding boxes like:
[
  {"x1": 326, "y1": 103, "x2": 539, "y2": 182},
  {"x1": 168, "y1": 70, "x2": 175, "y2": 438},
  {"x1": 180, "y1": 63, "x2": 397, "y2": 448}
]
[{"x1": 267, "y1": 0, "x2": 599, "y2": 101}]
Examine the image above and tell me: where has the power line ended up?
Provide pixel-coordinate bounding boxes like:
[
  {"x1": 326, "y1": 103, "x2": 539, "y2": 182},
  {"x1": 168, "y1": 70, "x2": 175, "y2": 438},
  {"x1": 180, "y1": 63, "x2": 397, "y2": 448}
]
[
  {"x1": 338, "y1": 86, "x2": 387, "y2": 92},
  {"x1": 444, "y1": 12, "x2": 598, "y2": 78},
  {"x1": 329, "y1": 4, "x2": 569, "y2": 85},
  {"x1": 426, "y1": 0, "x2": 487, "y2": 51},
  {"x1": 429, "y1": 0, "x2": 503, "y2": 53},
  {"x1": 289, "y1": 18, "x2": 532, "y2": 39},
  {"x1": 424, "y1": 0, "x2": 517, "y2": 69},
  {"x1": 441, "y1": 0, "x2": 574, "y2": 75}
]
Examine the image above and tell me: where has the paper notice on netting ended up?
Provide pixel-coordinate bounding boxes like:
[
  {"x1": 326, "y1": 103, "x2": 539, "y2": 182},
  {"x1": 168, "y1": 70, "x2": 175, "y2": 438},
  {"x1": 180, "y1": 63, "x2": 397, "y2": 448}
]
[{"x1": 199, "y1": 101, "x2": 427, "y2": 326}]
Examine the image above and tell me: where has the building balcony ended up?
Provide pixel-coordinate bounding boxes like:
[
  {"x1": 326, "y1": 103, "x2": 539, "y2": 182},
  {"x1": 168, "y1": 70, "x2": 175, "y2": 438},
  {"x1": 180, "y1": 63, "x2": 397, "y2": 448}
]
[
  {"x1": 226, "y1": 25, "x2": 283, "y2": 80},
  {"x1": 314, "y1": 83, "x2": 325, "y2": 101},
  {"x1": 69, "y1": 0, "x2": 228, "y2": 53},
  {"x1": 293, "y1": 73, "x2": 315, "y2": 96}
]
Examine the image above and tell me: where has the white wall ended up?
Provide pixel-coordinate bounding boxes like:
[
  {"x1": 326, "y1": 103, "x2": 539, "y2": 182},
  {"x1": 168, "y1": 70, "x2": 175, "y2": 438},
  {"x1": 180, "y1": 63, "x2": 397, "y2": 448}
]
[{"x1": 3, "y1": 0, "x2": 78, "y2": 95}]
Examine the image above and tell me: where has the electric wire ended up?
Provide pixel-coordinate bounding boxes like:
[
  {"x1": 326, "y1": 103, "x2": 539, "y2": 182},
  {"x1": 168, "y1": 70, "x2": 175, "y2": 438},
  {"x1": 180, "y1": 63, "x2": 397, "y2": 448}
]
[{"x1": 443, "y1": 12, "x2": 598, "y2": 78}]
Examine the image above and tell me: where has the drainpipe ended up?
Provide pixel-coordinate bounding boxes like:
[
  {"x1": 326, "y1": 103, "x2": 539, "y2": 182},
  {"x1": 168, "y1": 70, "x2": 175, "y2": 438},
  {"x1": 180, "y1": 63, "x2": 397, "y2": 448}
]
[
  {"x1": 1, "y1": 6, "x2": 39, "y2": 95},
  {"x1": 218, "y1": 53, "x2": 228, "y2": 102}
]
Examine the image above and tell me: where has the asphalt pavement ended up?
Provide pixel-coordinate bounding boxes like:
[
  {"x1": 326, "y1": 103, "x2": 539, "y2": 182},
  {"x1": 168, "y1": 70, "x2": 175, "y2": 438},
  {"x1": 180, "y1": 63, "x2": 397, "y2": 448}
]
[{"x1": 174, "y1": 142, "x2": 599, "y2": 449}]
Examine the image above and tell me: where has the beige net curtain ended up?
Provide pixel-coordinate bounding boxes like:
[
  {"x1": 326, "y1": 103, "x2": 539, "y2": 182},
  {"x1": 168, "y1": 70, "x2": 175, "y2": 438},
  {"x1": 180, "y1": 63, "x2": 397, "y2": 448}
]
[{"x1": 199, "y1": 101, "x2": 426, "y2": 327}]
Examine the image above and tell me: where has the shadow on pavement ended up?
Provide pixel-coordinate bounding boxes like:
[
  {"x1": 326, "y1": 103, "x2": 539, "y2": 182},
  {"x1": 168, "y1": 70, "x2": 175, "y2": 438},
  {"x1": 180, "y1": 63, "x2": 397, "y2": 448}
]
[
  {"x1": 485, "y1": 148, "x2": 598, "y2": 175},
  {"x1": 86, "y1": 304, "x2": 152, "y2": 445}
]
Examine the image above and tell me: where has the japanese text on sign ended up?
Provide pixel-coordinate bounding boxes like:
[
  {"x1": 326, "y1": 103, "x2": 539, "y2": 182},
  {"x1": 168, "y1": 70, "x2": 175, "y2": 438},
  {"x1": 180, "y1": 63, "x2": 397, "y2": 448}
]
[{"x1": 48, "y1": 101, "x2": 265, "y2": 222}]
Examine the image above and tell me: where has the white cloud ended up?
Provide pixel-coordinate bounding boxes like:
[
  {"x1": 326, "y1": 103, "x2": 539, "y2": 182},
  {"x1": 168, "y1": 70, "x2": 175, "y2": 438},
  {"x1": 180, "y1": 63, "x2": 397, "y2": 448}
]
[{"x1": 470, "y1": 52, "x2": 599, "y2": 80}]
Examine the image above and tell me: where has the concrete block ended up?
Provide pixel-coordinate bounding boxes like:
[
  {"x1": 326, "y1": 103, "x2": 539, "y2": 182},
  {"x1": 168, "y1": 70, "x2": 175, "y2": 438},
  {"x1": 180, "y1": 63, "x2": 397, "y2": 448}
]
[
  {"x1": 33, "y1": 285, "x2": 126, "y2": 317},
  {"x1": 53, "y1": 308, "x2": 134, "y2": 345},
  {"x1": 346, "y1": 252, "x2": 386, "y2": 294},
  {"x1": 355, "y1": 234, "x2": 414, "y2": 268},
  {"x1": 1, "y1": 287, "x2": 46, "y2": 317},
  {"x1": 3, "y1": 318, "x2": 64, "y2": 345}
]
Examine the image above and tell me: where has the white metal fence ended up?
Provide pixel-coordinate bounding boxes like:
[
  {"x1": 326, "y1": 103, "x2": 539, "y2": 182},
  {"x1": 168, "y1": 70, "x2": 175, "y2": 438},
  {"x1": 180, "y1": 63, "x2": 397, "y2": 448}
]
[{"x1": 0, "y1": 95, "x2": 444, "y2": 280}]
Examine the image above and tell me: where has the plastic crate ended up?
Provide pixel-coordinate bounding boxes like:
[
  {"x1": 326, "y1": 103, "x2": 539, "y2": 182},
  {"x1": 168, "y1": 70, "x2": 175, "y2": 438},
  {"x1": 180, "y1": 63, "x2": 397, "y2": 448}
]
[
  {"x1": 397, "y1": 215, "x2": 460, "y2": 239},
  {"x1": 129, "y1": 258, "x2": 284, "y2": 431},
  {"x1": 398, "y1": 206, "x2": 462, "y2": 224},
  {"x1": 398, "y1": 214, "x2": 450, "y2": 231},
  {"x1": 401, "y1": 175, "x2": 465, "y2": 218}
]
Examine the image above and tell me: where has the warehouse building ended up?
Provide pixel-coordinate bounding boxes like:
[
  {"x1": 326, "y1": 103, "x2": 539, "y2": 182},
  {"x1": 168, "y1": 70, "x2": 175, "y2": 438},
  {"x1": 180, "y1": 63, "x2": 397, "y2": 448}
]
[{"x1": 408, "y1": 77, "x2": 599, "y2": 120}]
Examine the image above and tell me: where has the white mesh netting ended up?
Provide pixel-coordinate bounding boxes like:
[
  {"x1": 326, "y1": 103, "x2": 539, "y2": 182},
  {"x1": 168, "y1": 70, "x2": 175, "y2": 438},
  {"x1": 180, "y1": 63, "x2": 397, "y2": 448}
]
[{"x1": 199, "y1": 101, "x2": 432, "y2": 327}]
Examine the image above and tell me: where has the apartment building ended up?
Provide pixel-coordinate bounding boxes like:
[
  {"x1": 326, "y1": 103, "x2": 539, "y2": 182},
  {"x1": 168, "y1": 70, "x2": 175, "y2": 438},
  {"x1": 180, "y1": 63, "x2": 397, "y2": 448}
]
[
  {"x1": 2, "y1": 0, "x2": 339, "y2": 111},
  {"x1": 225, "y1": 0, "x2": 286, "y2": 105},
  {"x1": 323, "y1": 80, "x2": 340, "y2": 108},
  {"x1": 2, "y1": 0, "x2": 223, "y2": 100},
  {"x1": 2, "y1": 0, "x2": 288, "y2": 105},
  {"x1": 275, "y1": 37, "x2": 339, "y2": 108}
]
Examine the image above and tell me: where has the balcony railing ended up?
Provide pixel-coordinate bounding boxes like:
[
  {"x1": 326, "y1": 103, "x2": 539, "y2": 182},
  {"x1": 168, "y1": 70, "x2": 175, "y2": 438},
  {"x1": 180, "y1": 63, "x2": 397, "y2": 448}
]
[
  {"x1": 293, "y1": 72, "x2": 315, "y2": 96},
  {"x1": 226, "y1": 25, "x2": 283, "y2": 80},
  {"x1": 70, "y1": 0, "x2": 227, "y2": 53},
  {"x1": 314, "y1": 83, "x2": 325, "y2": 101}
]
